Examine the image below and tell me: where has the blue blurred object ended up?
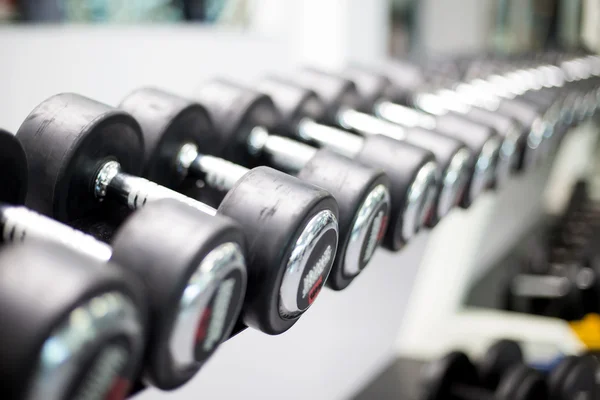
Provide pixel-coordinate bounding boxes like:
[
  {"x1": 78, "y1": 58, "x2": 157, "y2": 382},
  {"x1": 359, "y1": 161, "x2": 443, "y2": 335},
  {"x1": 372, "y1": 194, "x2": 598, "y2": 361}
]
[
  {"x1": 18, "y1": 0, "x2": 186, "y2": 22},
  {"x1": 530, "y1": 353, "x2": 566, "y2": 373}
]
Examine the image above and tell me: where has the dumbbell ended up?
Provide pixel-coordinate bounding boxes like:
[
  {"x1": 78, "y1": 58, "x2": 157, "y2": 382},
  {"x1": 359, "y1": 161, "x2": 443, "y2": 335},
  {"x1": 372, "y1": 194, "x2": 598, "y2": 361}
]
[
  {"x1": 250, "y1": 78, "x2": 472, "y2": 226},
  {"x1": 406, "y1": 55, "x2": 573, "y2": 141},
  {"x1": 422, "y1": 351, "x2": 547, "y2": 400},
  {"x1": 271, "y1": 70, "x2": 499, "y2": 208},
  {"x1": 328, "y1": 66, "x2": 519, "y2": 187},
  {"x1": 0, "y1": 128, "x2": 26, "y2": 205},
  {"x1": 16, "y1": 93, "x2": 340, "y2": 337},
  {"x1": 505, "y1": 260, "x2": 590, "y2": 320},
  {"x1": 477, "y1": 339, "x2": 525, "y2": 390},
  {"x1": 0, "y1": 129, "x2": 247, "y2": 390},
  {"x1": 506, "y1": 252, "x2": 598, "y2": 319},
  {"x1": 119, "y1": 88, "x2": 390, "y2": 291},
  {"x1": 377, "y1": 60, "x2": 558, "y2": 170},
  {"x1": 455, "y1": 54, "x2": 598, "y2": 145},
  {"x1": 506, "y1": 187, "x2": 600, "y2": 318},
  {"x1": 0, "y1": 240, "x2": 145, "y2": 400},
  {"x1": 0, "y1": 129, "x2": 146, "y2": 399},
  {"x1": 481, "y1": 339, "x2": 599, "y2": 400},
  {"x1": 547, "y1": 354, "x2": 599, "y2": 400},
  {"x1": 191, "y1": 79, "x2": 439, "y2": 250}
]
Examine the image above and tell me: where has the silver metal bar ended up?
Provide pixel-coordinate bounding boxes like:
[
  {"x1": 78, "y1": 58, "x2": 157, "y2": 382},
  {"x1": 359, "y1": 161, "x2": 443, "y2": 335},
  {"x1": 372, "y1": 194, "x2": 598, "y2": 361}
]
[
  {"x1": 95, "y1": 160, "x2": 218, "y2": 217},
  {"x1": 297, "y1": 118, "x2": 364, "y2": 158},
  {"x1": 511, "y1": 274, "x2": 571, "y2": 298},
  {"x1": 189, "y1": 154, "x2": 250, "y2": 193},
  {"x1": 247, "y1": 126, "x2": 317, "y2": 173},
  {"x1": 336, "y1": 108, "x2": 408, "y2": 141},
  {"x1": 0, "y1": 206, "x2": 113, "y2": 262},
  {"x1": 373, "y1": 101, "x2": 438, "y2": 130}
]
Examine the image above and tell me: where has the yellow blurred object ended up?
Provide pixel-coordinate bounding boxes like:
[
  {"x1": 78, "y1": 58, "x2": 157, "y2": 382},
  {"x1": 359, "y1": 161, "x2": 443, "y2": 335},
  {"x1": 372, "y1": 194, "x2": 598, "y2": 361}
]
[{"x1": 569, "y1": 314, "x2": 600, "y2": 349}]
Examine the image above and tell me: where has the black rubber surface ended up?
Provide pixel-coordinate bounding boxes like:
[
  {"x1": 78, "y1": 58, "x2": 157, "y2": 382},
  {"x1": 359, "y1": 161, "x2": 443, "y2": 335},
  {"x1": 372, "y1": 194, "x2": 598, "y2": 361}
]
[
  {"x1": 404, "y1": 127, "x2": 472, "y2": 177},
  {"x1": 0, "y1": 240, "x2": 147, "y2": 400},
  {"x1": 342, "y1": 67, "x2": 392, "y2": 112},
  {"x1": 119, "y1": 87, "x2": 217, "y2": 188},
  {"x1": 378, "y1": 61, "x2": 428, "y2": 104},
  {"x1": 521, "y1": 88, "x2": 562, "y2": 109},
  {"x1": 354, "y1": 135, "x2": 435, "y2": 250},
  {"x1": 548, "y1": 355, "x2": 599, "y2": 400},
  {"x1": 464, "y1": 107, "x2": 527, "y2": 172},
  {"x1": 297, "y1": 150, "x2": 391, "y2": 289},
  {"x1": 110, "y1": 199, "x2": 247, "y2": 390},
  {"x1": 281, "y1": 68, "x2": 362, "y2": 123},
  {"x1": 421, "y1": 352, "x2": 479, "y2": 400},
  {"x1": 255, "y1": 77, "x2": 324, "y2": 136},
  {"x1": 194, "y1": 79, "x2": 279, "y2": 166},
  {"x1": 496, "y1": 98, "x2": 541, "y2": 132},
  {"x1": 0, "y1": 129, "x2": 27, "y2": 205},
  {"x1": 496, "y1": 365, "x2": 547, "y2": 400},
  {"x1": 478, "y1": 339, "x2": 524, "y2": 390},
  {"x1": 218, "y1": 166, "x2": 339, "y2": 334},
  {"x1": 435, "y1": 112, "x2": 499, "y2": 155},
  {"x1": 15, "y1": 93, "x2": 144, "y2": 223},
  {"x1": 433, "y1": 113, "x2": 500, "y2": 207},
  {"x1": 403, "y1": 127, "x2": 473, "y2": 225}
]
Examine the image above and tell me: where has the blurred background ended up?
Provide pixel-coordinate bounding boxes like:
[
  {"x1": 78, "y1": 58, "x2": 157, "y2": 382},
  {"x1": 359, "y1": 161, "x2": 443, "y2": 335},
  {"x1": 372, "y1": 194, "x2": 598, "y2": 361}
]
[{"x1": 0, "y1": 1, "x2": 599, "y2": 399}]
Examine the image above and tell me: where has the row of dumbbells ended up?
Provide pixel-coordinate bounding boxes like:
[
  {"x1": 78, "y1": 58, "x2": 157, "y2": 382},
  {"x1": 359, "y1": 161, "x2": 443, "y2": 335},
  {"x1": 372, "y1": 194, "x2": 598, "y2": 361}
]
[
  {"x1": 0, "y1": 51, "x2": 597, "y2": 400},
  {"x1": 423, "y1": 339, "x2": 598, "y2": 400},
  {"x1": 507, "y1": 181, "x2": 600, "y2": 320}
]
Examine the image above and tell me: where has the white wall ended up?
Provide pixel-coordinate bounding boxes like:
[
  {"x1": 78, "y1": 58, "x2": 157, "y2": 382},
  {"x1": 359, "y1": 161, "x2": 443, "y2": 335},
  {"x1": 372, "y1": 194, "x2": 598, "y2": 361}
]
[{"x1": 415, "y1": 0, "x2": 495, "y2": 54}]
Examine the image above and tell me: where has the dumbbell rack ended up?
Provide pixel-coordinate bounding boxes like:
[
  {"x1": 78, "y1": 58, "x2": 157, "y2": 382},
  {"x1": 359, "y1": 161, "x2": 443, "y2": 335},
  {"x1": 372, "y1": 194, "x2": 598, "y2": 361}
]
[{"x1": 1, "y1": 22, "x2": 597, "y2": 400}]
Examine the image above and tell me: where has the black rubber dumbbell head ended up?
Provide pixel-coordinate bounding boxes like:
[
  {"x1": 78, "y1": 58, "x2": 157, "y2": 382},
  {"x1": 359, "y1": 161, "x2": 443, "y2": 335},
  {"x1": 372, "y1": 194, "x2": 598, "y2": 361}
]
[
  {"x1": 433, "y1": 113, "x2": 501, "y2": 206},
  {"x1": 0, "y1": 240, "x2": 146, "y2": 400},
  {"x1": 354, "y1": 134, "x2": 437, "y2": 250},
  {"x1": 519, "y1": 90, "x2": 565, "y2": 154},
  {"x1": 255, "y1": 77, "x2": 324, "y2": 137},
  {"x1": 478, "y1": 339, "x2": 524, "y2": 390},
  {"x1": 423, "y1": 351, "x2": 547, "y2": 400},
  {"x1": 462, "y1": 107, "x2": 526, "y2": 180},
  {"x1": 548, "y1": 355, "x2": 599, "y2": 400},
  {"x1": 279, "y1": 68, "x2": 362, "y2": 124},
  {"x1": 495, "y1": 364, "x2": 548, "y2": 400},
  {"x1": 421, "y1": 351, "x2": 479, "y2": 400},
  {"x1": 297, "y1": 150, "x2": 390, "y2": 290},
  {"x1": 15, "y1": 93, "x2": 144, "y2": 222},
  {"x1": 377, "y1": 60, "x2": 428, "y2": 104},
  {"x1": 110, "y1": 199, "x2": 247, "y2": 389},
  {"x1": 193, "y1": 79, "x2": 279, "y2": 164},
  {"x1": 495, "y1": 98, "x2": 548, "y2": 168},
  {"x1": 192, "y1": 80, "x2": 280, "y2": 167},
  {"x1": 341, "y1": 66, "x2": 394, "y2": 113},
  {"x1": 0, "y1": 128, "x2": 27, "y2": 205},
  {"x1": 403, "y1": 127, "x2": 473, "y2": 224},
  {"x1": 218, "y1": 166, "x2": 339, "y2": 334},
  {"x1": 119, "y1": 88, "x2": 218, "y2": 188}
]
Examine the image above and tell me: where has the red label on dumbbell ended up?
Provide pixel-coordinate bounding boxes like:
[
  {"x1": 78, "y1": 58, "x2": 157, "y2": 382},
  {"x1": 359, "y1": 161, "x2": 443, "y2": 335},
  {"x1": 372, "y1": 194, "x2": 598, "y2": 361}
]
[
  {"x1": 296, "y1": 229, "x2": 337, "y2": 310},
  {"x1": 359, "y1": 204, "x2": 389, "y2": 271},
  {"x1": 67, "y1": 341, "x2": 132, "y2": 400},
  {"x1": 194, "y1": 269, "x2": 244, "y2": 361}
]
